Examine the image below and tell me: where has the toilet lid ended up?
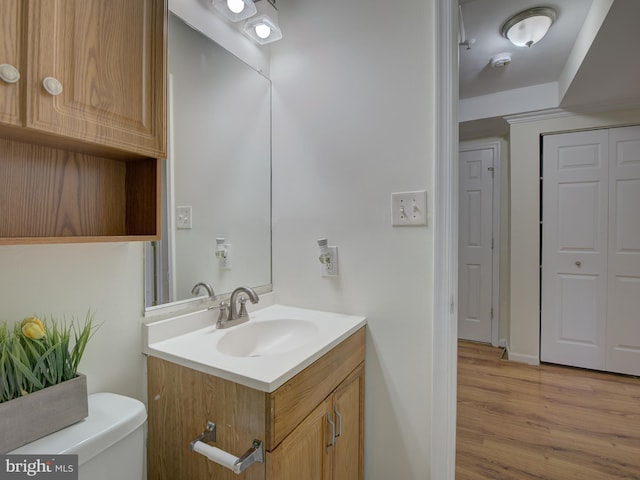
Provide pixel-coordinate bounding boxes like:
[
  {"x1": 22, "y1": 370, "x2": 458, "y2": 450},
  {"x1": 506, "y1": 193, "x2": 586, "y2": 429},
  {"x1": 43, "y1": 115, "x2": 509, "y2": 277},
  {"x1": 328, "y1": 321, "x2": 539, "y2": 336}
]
[{"x1": 10, "y1": 393, "x2": 147, "y2": 465}]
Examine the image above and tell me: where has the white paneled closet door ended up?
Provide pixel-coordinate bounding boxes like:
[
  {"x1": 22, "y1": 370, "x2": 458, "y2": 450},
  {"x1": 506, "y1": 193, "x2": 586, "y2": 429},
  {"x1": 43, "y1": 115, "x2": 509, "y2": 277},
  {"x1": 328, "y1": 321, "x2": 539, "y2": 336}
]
[
  {"x1": 541, "y1": 129, "x2": 609, "y2": 370},
  {"x1": 542, "y1": 125, "x2": 640, "y2": 375},
  {"x1": 606, "y1": 126, "x2": 640, "y2": 375},
  {"x1": 458, "y1": 146, "x2": 494, "y2": 344}
]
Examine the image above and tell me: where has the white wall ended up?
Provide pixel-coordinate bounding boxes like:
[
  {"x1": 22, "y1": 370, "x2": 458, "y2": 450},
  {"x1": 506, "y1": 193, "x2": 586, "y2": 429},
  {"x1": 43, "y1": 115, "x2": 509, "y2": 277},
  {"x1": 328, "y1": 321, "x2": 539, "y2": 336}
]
[
  {"x1": 271, "y1": 0, "x2": 435, "y2": 477},
  {"x1": 557, "y1": 0, "x2": 614, "y2": 104},
  {"x1": 459, "y1": 82, "x2": 559, "y2": 124},
  {"x1": 0, "y1": 243, "x2": 146, "y2": 400},
  {"x1": 508, "y1": 108, "x2": 640, "y2": 363}
]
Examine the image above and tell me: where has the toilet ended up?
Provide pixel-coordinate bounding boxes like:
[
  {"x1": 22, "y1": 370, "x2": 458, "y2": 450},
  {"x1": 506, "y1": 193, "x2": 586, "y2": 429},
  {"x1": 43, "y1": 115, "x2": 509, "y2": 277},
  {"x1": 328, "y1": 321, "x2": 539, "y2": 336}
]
[{"x1": 10, "y1": 392, "x2": 147, "y2": 480}]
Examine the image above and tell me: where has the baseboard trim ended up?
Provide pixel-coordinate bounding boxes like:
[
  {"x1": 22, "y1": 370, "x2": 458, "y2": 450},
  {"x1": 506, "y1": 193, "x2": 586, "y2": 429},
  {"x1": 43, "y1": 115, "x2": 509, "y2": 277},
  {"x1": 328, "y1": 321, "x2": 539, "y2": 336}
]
[{"x1": 505, "y1": 348, "x2": 540, "y2": 366}]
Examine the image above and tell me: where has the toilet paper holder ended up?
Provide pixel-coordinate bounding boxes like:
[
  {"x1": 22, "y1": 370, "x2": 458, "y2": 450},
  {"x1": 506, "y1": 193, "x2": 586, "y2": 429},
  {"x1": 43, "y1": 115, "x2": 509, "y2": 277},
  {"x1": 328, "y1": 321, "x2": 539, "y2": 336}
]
[{"x1": 190, "y1": 421, "x2": 264, "y2": 474}]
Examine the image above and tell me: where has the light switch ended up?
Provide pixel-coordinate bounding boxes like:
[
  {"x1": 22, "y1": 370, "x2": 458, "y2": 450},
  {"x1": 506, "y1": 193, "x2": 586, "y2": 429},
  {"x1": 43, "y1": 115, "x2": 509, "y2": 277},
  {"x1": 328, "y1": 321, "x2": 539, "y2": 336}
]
[
  {"x1": 176, "y1": 206, "x2": 192, "y2": 229},
  {"x1": 391, "y1": 191, "x2": 427, "y2": 226}
]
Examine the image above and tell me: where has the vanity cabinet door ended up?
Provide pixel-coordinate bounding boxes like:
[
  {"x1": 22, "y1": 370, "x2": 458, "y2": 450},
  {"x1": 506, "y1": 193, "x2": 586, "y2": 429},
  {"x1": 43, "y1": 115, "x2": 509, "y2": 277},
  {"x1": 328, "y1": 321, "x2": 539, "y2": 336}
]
[
  {"x1": 0, "y1": 0, "x2": 23, "y2": 126},
  {"x1": 25, "y1": 0, "x2": 166, "y2": 158},
  {"x1": 266, "y1": 397, "x2": 332, "y2": 480},
  {"x1": 331, "y1": 365, "x2": 364, "y2": 480},
  {"x1": 266, "y1": 365, "x2": 364, "y2": 480}
]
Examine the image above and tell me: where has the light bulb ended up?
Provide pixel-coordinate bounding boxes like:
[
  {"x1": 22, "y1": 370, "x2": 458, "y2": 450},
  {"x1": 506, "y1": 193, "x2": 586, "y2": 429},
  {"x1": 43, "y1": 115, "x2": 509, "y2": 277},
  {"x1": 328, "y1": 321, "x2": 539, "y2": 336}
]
[
  {"x1": 226, "y1": 0, "x2": 245, "y2": 14},
  {"x1": 255, "y1": 23, "x2": 271, "y2": 39}
]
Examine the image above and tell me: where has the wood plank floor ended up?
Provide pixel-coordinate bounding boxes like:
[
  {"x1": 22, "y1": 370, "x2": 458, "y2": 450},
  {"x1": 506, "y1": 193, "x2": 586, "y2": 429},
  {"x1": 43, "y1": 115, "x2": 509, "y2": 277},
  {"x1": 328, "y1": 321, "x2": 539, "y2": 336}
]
[{"x1": 456, "y1": 341, "x2": 640, "y2": 480}]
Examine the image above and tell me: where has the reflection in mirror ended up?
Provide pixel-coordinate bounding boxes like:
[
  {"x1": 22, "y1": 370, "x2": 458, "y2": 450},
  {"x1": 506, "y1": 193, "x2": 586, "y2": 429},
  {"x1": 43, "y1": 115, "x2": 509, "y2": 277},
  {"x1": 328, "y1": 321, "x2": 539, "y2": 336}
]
[{"x1": 145, "y1": 13, "x2": 271, "y2": 309}]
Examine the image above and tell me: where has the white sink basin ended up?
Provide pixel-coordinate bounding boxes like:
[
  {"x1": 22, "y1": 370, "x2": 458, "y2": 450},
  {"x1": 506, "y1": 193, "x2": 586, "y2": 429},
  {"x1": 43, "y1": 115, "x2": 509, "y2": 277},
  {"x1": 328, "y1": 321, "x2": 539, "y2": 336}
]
[
  {"x1": 216, "y1": 319, "x2": 318, "y2": 357},
  {"x1": 144, "y1": 304, "x2": 366, "y2": 392}
]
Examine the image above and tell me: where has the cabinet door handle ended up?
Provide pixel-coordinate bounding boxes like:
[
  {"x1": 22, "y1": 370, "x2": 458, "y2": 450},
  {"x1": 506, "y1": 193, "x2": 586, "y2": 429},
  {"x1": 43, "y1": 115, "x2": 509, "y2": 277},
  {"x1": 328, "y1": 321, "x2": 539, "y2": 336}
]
[
  {"x1": 326, "y1": 413, "x2": 336, "y2": 452},
  {"x1": 42, "y1": 76, "x2": 63, "y2": 96},
  {"x1": 0, "y1": 64, "x2": 20, "y2": 84},
  {"x1": 334, "y1": 406, "x2": 343, "y2": 439}
]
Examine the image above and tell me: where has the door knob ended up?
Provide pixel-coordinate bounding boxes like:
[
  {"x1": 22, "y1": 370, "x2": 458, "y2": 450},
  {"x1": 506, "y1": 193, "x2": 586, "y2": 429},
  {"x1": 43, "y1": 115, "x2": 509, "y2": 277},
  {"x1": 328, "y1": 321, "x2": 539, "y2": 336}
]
[
  {"x1": 0, "y1": 64, "x2": 20, "y2": 84},
  {"x1": 42, "y1": 77, "x2": 63, "y2": 96}
]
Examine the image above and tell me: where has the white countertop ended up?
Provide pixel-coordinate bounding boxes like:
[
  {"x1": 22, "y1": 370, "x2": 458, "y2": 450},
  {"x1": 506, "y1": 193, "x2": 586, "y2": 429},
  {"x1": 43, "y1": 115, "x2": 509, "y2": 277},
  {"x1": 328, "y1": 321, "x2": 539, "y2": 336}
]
[{"x1": 143, "y1": 304, "x2": 366, "y2": 392}]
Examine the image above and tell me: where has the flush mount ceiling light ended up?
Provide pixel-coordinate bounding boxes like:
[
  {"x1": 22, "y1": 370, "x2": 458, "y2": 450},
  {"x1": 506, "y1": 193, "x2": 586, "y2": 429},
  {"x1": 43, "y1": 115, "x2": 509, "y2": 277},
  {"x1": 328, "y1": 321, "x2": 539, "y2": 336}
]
[
  {"x1": 243, "y1": 0, "x2": 282, "y2": 45},
  {"x1": 501, "y1": 7, "x2": 556, "y2": 48},
  {"x1": 212, "y1": 0, "x2": 257, "y2": 22}
]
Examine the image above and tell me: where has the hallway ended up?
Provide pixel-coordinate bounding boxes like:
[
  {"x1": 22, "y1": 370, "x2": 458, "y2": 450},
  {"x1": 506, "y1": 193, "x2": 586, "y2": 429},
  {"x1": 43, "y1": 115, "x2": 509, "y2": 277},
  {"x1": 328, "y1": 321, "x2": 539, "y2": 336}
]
[{"x1": 456, "y1": 341, "x2": 640, "y2": 479}]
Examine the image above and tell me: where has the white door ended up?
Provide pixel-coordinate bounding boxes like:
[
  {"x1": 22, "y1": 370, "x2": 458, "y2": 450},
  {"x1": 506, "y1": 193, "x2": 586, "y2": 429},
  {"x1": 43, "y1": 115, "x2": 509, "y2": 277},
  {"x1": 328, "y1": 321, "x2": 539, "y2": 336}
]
[
  {"x1": 606, "y1": 126, "x2": 640, "y2": 375},
  {"x1": 541, "y1": 130, "x2": 609, "y2": 370},
  {"x1": 458, "y1": 145, "x2": 494, "y2": 343},
  {"x1": 542, "y1": 126, "x2": 640, "y2": 375}
]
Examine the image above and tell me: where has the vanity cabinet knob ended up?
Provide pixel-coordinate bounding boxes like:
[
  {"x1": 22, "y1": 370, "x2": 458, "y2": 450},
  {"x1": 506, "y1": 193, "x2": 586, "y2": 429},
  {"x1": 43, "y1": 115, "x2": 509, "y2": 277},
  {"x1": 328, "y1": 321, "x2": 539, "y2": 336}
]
[
  {"x1": 0, "y1": 63, "x2": 20, "y2": 84},
  {"x1": 42, "y1": 76, "x2": 63, "y2": 96},
  {"x1": 575, "y1": 261, "x2": 582, "y2": 267}
]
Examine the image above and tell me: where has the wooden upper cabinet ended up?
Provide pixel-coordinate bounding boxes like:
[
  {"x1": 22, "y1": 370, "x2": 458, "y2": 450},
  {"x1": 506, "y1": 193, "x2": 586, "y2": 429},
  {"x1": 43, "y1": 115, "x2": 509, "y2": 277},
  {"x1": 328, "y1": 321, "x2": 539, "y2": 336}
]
[
  {"x1": 0, "y1": 0, "x2": 23, "y2": 126},
  {"x1": 24, "y1": 0, "x2": 166, "y2": 158},
  {"x1": 0, "y1": 0, "x2": 165, "y2": 243}
]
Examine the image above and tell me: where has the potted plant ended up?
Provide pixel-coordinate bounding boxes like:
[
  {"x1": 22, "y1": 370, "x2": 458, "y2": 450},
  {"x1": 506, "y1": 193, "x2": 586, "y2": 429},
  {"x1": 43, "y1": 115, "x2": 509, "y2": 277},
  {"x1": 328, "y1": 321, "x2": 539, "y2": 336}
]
[{"x1": 0, "y1": 312, "x2": 96, "y2": 453}]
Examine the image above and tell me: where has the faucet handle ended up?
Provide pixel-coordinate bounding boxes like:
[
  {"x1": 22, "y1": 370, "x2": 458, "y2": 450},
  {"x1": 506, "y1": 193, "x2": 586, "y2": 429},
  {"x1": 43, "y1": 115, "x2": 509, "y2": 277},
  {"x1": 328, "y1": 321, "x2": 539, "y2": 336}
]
[
  {"x1": 217, "y1": 301, "x2": 228, "y2": 327},
  {"x1": 238, "y1": 296, "x2": 249, "y2": 317}
]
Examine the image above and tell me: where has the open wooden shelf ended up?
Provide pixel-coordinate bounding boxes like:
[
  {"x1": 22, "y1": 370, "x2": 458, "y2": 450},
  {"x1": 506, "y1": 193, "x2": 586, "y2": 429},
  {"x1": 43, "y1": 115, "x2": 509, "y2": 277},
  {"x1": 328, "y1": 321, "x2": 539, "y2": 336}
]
[{"x1": 0, "y1": 137, "x2": 159, "y2": 243}]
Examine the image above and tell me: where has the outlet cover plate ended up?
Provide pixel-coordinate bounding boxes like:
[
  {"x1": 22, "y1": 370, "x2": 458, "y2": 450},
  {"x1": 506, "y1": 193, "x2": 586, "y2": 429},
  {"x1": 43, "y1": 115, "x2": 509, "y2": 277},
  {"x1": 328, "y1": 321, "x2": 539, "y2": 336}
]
[
  {"x1": 391, "y1": 190, "x2": 427, "y2": 226},
  {"x1": 321, "y1": 246, "x2": 338, "y2": 277}
]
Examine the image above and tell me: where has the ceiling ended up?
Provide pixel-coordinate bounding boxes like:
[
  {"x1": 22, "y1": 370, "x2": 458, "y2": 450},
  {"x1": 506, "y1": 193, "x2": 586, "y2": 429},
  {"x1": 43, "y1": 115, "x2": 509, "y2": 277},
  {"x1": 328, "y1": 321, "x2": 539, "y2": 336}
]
[{"x1": 458, "y1": 0, "x2": 640, "y2": 139}]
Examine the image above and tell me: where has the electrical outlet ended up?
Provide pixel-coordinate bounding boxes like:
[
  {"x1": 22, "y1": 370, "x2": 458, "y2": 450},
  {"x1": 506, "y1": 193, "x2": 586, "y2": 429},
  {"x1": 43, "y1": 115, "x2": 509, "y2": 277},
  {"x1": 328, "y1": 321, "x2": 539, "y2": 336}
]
[
  {"x1": 391, "y1": 191, "x2": 427, "y2": 226},
  {"x1": 321, "y1": 246, "x2": 338, "y2": 277},
  {"x1": 176, "y1": 206, "x2": 192, "y2": 229},
  {"x1": 220, "y1": 243, "x2": 232, "y2": 270}
]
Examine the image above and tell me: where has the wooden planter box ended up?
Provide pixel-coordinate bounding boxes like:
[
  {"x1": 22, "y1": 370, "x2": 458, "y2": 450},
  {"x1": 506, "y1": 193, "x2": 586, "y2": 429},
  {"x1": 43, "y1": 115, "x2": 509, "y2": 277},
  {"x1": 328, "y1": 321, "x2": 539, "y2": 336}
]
[{"x1": 0, "y1": 373, "x2": 88, "y2": 453}]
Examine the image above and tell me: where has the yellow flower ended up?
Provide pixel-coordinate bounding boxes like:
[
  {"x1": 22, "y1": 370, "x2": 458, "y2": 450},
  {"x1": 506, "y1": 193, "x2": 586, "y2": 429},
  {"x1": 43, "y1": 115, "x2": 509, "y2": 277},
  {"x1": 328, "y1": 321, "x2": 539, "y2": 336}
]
[{"x1": 21, "y1": 317, "x2": 46, "y2": 340}]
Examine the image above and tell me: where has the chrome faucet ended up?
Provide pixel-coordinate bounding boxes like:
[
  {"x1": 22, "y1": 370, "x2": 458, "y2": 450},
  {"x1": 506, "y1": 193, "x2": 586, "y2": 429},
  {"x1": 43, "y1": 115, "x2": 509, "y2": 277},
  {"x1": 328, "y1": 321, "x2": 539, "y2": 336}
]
[
  {"x1": 191, "y1": 282, "x2": 215, "y2": 298},
  {"x1": 216, "y1": 286, "x2": 259, "y2": 329}
]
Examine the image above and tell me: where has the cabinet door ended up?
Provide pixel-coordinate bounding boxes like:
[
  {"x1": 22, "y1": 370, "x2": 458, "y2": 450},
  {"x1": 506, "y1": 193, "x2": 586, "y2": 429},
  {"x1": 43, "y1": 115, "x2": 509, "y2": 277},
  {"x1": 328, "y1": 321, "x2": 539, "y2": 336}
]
[
  {"x1": 25, "y1": 0, "x2": 166, "y2": 158},
  {"x1": 0, "y1": 0, "x2": 23, "y2": 126},
  {"x1": 332, "y1": 366, "x2": 364, "y2": 480},
  {"x1": 266, "y1": 397, "x2": 332, "y2": 480}
]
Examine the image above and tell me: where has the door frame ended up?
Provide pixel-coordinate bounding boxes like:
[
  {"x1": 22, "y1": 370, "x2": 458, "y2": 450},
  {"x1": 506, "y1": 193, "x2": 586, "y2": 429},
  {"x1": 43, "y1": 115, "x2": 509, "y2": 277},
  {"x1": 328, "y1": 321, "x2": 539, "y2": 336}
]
[
  {"x1": 432, "y1": 1, "x2": 458, "y2": 479},
  {"x1": 459, "y1": 139, "x2": 502, "y2": 347}
]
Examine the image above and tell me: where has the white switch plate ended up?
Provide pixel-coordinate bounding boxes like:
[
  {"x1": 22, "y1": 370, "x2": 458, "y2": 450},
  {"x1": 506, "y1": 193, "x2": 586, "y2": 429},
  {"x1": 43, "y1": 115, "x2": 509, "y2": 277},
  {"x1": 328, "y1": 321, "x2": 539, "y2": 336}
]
[
  {"x1": 391, "y1": 190, "x2": 427, "y2": 226},
  {"x1": 176, "y1": 206, "x2": 192, "y2": 229}
]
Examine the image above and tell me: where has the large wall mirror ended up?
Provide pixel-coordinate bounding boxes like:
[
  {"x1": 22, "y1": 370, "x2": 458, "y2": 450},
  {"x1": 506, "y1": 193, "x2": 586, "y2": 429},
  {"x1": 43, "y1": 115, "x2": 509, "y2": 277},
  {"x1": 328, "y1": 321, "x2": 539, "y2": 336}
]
[{"x1": 145, "y1": 13, "x2": 272, "y2": 309}]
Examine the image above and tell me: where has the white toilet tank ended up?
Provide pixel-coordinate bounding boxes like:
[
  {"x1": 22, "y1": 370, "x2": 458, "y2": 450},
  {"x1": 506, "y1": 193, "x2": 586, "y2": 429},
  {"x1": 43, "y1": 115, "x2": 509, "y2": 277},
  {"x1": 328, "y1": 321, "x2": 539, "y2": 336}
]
[{"x1": 10, "y1": 392, "x2": 147, "y2": 480}]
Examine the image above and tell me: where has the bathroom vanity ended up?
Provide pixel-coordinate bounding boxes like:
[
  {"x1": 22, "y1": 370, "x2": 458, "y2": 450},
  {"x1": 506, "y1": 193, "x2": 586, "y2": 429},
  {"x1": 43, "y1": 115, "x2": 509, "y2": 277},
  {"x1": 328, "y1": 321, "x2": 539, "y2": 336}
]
[{"x1": 145, "y1": 305, "x2": 366, "y2": 480}]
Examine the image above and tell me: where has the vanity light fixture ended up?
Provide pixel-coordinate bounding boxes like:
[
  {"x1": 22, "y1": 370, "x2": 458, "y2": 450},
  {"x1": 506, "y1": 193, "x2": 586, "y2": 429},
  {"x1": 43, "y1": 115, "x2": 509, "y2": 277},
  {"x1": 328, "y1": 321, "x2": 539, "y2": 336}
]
[
  {"x1": 243, "y1": 0, "x2": 282, "y2": 45},
  {"x1": 212, "y1": 0, "x2": 257, "y2": 22},
  {"x1": 501, "y1": 7, "x2": 556, "y2": 48}
]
